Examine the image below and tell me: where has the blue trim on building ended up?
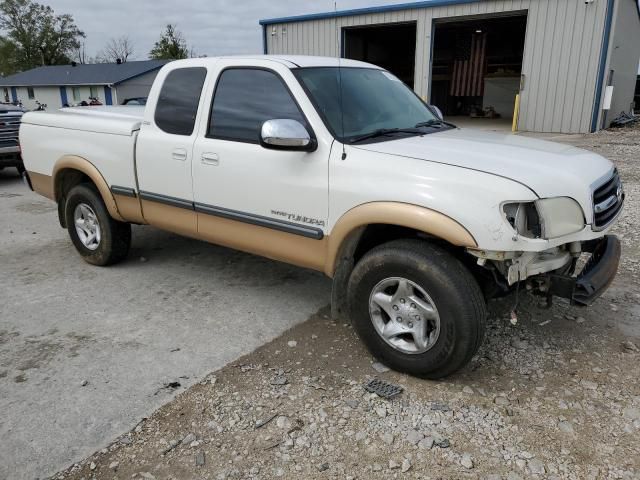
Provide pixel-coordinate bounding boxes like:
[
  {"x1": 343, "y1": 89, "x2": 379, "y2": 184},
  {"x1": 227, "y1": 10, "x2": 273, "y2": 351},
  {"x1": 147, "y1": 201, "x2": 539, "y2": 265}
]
[
  {"x1": 262, "y1": 25, "x2": 268, "y2": 54},
  {"x1": 104, "y1": 86, "x2": 113, "y2": 105},
  {"x1": 59, "y1": 86, "x2": 68, "y2": 106},
  {"x1": 427, "y1": 17, "x2": 436, "y2": 103},
  {"x1": 10, "y1": 86, "x2": 17, "y2": 103},
  {"x1": 590, "y1": 0, "x2": 615, "y2": 133},
  {"x1": 259, "y1": 0, "x2": 479, "y2": 25}
]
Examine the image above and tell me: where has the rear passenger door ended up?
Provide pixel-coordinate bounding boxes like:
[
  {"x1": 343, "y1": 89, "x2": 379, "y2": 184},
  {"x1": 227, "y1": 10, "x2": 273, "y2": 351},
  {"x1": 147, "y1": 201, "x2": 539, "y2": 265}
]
[
  {"x1": 191, "y1": 61, "x2": 331, "y2": 270},
  {"x1": 136, "y1": 65, "x2": 209, "y2": 236}
]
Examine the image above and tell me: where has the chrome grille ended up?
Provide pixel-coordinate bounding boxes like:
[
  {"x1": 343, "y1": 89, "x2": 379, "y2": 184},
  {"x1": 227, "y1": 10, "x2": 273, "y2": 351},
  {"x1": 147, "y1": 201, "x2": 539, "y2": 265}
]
[
  {"x1": 0, "y1": 113, "x2": 22, "y2": 149},
  {"x1": 593, "y1": 169, "x2": 624, "y2": 229}
]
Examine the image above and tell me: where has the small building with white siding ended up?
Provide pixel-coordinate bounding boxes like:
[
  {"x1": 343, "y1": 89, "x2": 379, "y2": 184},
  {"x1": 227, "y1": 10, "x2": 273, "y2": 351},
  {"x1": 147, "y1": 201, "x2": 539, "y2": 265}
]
[
  {"x1": 260, "y1": 0, "x2": 640, "y2": 133},
  {"x1": 0, "y1": 60, "x2": 168, "y2": 110}
]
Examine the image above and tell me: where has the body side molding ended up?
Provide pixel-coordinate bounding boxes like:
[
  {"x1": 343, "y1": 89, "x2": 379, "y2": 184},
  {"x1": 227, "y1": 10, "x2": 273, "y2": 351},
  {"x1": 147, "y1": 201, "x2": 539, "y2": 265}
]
[
  {"x1": 110, "y1": 185, "x2": 137, "y2": 198},
  {"x1": 136, "y1": 189, "x2": 325, "y2": 240},
  {"x1": 194, "y1": 202, "x2": 324, "y2": 240}
]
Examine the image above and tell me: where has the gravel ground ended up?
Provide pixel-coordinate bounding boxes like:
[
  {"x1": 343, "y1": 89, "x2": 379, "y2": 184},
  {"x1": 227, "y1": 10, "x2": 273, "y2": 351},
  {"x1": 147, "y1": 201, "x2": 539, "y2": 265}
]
[{"x1": 55, "y1": 125, "x2": 640, "y2": 480}]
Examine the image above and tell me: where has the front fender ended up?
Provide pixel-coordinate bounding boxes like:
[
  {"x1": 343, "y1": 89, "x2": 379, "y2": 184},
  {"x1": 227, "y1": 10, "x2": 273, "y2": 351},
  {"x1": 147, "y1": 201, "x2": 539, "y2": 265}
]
[{"x1": 325, "y1": 201, "x2": 477, "y2": 276}]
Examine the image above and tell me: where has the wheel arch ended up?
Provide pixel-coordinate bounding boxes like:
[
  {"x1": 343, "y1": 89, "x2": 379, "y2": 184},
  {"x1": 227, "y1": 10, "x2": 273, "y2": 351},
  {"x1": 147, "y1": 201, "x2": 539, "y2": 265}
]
[
  {"x1": 326, "y1": 202, "x2": 477, "y2": 277},
  {"x1": 326, "y1": 202, "x2": 477, "y2": 322},
  {"x1": 53, "y1": 155, "x2": 124, "y2": 226}
]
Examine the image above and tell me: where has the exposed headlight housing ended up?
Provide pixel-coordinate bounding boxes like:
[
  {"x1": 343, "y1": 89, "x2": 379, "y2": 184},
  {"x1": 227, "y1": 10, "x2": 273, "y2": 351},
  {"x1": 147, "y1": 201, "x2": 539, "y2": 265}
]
[
  {"x1": 535, "y1": 197, "x2": 585, "y2": 238},
  {"x1": 503, "y1": 197, "x2": 585, "y2": 240},
  {"x1": 503, "y1": 202, "x2": 541, "y2": 239}
]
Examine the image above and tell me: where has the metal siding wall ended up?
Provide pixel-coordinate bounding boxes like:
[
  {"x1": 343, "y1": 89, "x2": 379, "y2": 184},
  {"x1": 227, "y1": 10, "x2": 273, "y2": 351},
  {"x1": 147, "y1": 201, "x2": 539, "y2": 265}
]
[
  {"x1": 266, "y1": 0, "x2": 608, "y2": 133},
  {"x1": 600, "y1": 0, "x2": 640, "y2": 127},
  {"x1": 516, "y1": 0, "x2": 607, "y2": 133}
]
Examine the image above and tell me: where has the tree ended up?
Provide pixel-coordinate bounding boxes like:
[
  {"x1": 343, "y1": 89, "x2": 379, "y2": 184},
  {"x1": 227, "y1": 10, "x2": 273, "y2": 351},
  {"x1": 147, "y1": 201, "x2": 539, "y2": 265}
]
[
  {"x1": 149, "y1": 24, "x2": 189, "y2": 60},
  {"x1": 0, "y1": 0, "x2": 85, "y2": 71},
  {"x1": 0, "y1": 35, "x2": 19, "y2": 76},
  {"x1": 73, "y1": 41, "x2": 89, "y2": 64},
  {"x1": 97, "y1": 35, "x2": 134, "y2": 63}
]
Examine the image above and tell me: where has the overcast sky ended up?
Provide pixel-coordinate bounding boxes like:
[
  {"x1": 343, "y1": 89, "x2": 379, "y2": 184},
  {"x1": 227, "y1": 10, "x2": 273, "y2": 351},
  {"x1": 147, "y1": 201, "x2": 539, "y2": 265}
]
[{"x1": 48, "y1": 0, "x2": 413, "y2": 60}]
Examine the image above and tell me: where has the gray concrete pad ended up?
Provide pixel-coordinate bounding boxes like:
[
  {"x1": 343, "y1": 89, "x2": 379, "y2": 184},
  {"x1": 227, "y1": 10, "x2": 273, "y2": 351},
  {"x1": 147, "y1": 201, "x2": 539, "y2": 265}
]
[
  {"x1": 446, "y1": 115, "x2": 514, "y2": 132},
  {"x1": 0, "y1": 169, "x2": 331, "y2": 479}
]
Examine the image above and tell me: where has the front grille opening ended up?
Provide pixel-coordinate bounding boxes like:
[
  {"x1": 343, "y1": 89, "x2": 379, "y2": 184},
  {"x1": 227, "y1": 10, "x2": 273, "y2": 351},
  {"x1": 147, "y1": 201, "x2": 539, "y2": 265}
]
[{"x1": 593, "y1": 169, "x2": 624, "y2": 229}]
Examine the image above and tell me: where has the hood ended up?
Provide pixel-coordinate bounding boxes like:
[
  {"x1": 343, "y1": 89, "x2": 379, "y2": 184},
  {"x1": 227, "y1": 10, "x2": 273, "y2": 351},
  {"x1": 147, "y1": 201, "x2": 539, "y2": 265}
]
[
  {"x1": 354, "y1": 128, "x2": 614, "y2": 200},
  {"x1": 0, "y1": 104, "x2": 25, "y2": 115}
]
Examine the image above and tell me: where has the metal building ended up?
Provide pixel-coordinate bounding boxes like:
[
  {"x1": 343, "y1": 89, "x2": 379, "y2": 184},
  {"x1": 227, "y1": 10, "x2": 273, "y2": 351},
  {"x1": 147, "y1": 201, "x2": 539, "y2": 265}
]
[{"x1": 260, "y1": 0, "x2": 640, "y2": 133}]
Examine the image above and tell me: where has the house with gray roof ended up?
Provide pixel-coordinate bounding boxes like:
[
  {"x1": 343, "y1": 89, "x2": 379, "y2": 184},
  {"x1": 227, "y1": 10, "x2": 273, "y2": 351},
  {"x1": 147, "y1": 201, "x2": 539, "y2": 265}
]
[{"x1": 0, "y1": 60, "x2": 169, "y2": 110}]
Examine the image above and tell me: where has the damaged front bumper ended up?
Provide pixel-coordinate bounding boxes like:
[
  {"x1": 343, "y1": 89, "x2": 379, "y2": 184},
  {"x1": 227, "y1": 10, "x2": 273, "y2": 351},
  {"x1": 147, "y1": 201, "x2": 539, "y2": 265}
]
[
  {"x1": 547, "y1": 235, "x2": 621, "y2": 306},
  {"x1": 469, "y1": 235, "x2": 621, "y2": 306}
]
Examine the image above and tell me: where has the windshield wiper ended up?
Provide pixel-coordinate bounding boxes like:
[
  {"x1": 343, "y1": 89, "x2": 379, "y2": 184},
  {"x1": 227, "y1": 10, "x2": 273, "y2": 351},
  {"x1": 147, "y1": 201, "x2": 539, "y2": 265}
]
[
  {"x1": 349, "y1": 128, "x2": 424, "y2": 144},
  {"x1": 414, "y1": 119, "x2": 456, "y2": 128}
]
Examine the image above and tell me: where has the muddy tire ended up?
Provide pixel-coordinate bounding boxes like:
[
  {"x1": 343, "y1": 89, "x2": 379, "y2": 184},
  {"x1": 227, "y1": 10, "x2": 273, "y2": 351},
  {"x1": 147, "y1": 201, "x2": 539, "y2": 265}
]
[
  {"x1": 64, "y1": 183, "x2": 131, "y2": 266},
  {"x1": 347, "y1": 239, "x2": 486, "y2": 379}
]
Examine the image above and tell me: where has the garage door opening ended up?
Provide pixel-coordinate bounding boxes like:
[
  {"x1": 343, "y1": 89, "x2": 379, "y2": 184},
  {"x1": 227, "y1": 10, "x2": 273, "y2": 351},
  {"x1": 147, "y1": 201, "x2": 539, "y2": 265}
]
[
  {"x1": 431, "y1": 14, "x2": 527, "y2": 129},
  {"x1": 343, "y1": 22, "x2": 417, "y2": 88}
]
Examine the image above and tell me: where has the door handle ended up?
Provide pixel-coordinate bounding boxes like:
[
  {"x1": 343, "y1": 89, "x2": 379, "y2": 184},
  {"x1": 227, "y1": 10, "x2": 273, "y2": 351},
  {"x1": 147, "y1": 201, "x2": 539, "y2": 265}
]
[
  {"x1": 172, "y1": 148, "x2": 188, "y2": 161},
  {"x1": 201, "y1": 152, "x2": 219, "y2": 166}
]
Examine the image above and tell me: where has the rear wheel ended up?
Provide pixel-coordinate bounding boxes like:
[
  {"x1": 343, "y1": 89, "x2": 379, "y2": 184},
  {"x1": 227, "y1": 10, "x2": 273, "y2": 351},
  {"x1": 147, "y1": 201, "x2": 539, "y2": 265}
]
[
  {"x1": 64, "y1": 183, "x2": 131, "y2": 266},
  {"x1": 347, "y1": 239, "x2": 486, "y2": 379}
]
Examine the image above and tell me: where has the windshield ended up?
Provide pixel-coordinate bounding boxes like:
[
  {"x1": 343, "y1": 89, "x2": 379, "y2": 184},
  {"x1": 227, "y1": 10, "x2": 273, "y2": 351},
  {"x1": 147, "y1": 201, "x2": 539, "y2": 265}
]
[{"x1": 294, "y1": 67, "x2": 440, "y2": 143}]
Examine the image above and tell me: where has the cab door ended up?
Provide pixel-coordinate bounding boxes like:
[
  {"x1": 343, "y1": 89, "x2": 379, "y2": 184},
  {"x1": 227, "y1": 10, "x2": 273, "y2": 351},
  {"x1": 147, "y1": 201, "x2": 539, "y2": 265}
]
[
  {"x1": 191, "y1": 60, "x2": 331, "y2": 271},
  {"x1": 135, "y1": 64, "x2": 210, "y2": 237}
]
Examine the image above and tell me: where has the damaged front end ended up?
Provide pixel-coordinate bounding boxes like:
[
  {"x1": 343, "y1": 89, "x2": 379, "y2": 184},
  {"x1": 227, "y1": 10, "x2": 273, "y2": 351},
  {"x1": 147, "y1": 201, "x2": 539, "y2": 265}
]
[{"x1": 468, "y1": 235, "x2": 621, "y2": 307}]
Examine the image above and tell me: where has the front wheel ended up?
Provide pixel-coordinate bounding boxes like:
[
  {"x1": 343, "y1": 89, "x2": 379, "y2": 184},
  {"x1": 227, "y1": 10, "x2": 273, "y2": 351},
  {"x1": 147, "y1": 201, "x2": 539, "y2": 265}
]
[
  {"x1": 64, "y1": 183, "x2": 131, "y2": 266},
  {"x1": 347, "y1": 239, "x2": 486, "y2": 379}
]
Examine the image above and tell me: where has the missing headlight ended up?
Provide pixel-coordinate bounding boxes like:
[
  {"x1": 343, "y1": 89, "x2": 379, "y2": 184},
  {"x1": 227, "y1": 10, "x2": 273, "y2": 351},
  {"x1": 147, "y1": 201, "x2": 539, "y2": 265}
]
[{"x1": 503, "y1": 202, "x2": 542, "y2": 239}]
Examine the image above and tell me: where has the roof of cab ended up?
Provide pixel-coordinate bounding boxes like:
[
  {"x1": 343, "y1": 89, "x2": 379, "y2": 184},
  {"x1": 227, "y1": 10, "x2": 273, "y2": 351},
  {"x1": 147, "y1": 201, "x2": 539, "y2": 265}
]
[{"x1": 166, "y1": 55, "x2": 380, "y2": 70}]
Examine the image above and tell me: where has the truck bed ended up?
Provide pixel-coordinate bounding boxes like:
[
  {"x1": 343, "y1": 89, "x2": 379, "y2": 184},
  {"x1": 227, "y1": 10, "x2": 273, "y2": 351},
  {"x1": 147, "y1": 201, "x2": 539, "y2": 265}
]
[
  {"x1": 23, "y1": 107, "x2": 144, "y2": 136},
  {"x1": 20, "y1": 107, "x2": 142, "y2": 191}
]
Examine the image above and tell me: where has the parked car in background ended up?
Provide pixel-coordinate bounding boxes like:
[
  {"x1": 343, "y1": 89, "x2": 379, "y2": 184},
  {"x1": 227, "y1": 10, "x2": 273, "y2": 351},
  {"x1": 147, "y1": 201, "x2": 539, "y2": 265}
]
[
  {"x1": 0, "y1": 103, "x2": 25, "y2": 173},
  {"x1": 122, "y1": 97, "x2": 147, "y2": 106},
  {"x1": 19, "y1": 56, "x2": 623, "y2": 378}
]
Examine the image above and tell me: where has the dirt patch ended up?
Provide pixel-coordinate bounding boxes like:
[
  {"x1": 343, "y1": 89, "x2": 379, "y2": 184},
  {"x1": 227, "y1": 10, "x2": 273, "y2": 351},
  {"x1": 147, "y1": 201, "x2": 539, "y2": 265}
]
[{"x1": 56, "y1": 286, "x2": 639, "y2": 480}]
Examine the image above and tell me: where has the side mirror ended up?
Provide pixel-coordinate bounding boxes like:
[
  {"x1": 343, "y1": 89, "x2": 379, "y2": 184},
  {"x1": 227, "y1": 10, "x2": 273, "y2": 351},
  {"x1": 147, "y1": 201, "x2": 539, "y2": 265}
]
[
  {"x1": 260, "y1": 119, "x2": 316, "y2": 152},
  {"x1": 430, "y1": 105, "x2": 444, "y2": 121}
]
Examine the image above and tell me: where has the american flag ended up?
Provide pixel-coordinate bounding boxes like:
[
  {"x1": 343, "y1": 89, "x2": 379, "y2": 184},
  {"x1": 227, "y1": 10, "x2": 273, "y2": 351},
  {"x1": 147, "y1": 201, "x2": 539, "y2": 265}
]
[{"x1": 449, "y1": 32, "x2": 487, "y2": 97}]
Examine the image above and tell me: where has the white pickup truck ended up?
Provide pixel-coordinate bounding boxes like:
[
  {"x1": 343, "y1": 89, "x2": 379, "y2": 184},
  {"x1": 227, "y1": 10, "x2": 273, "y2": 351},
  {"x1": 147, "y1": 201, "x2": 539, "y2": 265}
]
[{"x1": 20, "y1": 56, "x2": 623, "y2": 378}]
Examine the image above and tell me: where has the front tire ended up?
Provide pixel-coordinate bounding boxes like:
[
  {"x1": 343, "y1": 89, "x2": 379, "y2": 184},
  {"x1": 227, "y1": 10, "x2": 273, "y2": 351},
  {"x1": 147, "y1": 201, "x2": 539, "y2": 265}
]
[
  {"x1": 64, "y1": 184, "x2": 131, "y2": 266},
  {"x1": 347, "y1": 239, "x2": 486, "y2": 379}
]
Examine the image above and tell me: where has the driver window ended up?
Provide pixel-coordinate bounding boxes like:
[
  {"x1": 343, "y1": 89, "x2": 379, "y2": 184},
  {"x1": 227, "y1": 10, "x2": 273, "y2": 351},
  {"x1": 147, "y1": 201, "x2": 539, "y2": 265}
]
[{"x1": 208, "y1": 68, "x2": 306, "y2": 143}]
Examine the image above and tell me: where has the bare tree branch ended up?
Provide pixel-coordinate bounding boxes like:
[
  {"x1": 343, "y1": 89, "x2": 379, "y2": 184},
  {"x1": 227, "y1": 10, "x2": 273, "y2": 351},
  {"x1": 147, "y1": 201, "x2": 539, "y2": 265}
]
[{"x1": 97, "y1": 35, "x2": 134, "y2": 63}]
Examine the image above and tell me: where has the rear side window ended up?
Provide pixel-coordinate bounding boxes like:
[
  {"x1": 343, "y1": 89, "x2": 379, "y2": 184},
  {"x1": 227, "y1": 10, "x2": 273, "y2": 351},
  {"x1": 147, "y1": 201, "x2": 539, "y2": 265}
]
[
  {"x1": 155, "y1": 67, "x2": 207, "y2": 136},
  {"x1": 208, "y1": 68, "x2": 306, "y2": 143}
]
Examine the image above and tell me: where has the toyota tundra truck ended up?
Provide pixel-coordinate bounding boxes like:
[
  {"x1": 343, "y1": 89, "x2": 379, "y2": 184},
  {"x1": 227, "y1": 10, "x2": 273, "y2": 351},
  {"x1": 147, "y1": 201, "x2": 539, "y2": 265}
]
[{"x1": 19, "y1": 56, "x2": 624, "y2": 378}]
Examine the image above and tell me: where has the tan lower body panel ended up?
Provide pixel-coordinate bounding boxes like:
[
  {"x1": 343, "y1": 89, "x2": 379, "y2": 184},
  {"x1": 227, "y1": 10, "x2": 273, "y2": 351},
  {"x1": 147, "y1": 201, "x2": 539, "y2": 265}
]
[
  {"x1": 141, "y1": 200, "x2": 197, "y2": 238},
  {"x1": 197, "y1": 213, "x2": 327, "y2": 272},
  {"x1": 140, "y1": 201, "x2": 327, "y2": 271},
  {"x1": 113, "y1": 194, "x2": 146, "y2": 224},
  {"x1": 28, "y1": 171, "x2": 54, "y2": 201}
]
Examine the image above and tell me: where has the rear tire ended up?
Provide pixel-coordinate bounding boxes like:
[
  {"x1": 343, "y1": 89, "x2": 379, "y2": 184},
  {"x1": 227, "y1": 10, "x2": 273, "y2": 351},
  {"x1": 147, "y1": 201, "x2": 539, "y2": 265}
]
[
  {"x1": 64, "y1": 183, "x2": 131, "y2": 266},
  {"x1": 347, "y1": 239, "x2": 486, "y2": 379}
]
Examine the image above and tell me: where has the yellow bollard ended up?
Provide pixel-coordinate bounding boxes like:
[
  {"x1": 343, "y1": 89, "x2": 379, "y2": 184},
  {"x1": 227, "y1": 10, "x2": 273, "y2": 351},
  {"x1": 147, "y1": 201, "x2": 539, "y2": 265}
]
[{"x1": 512, "y1": 94, "x2": 521, "y2": 133}]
